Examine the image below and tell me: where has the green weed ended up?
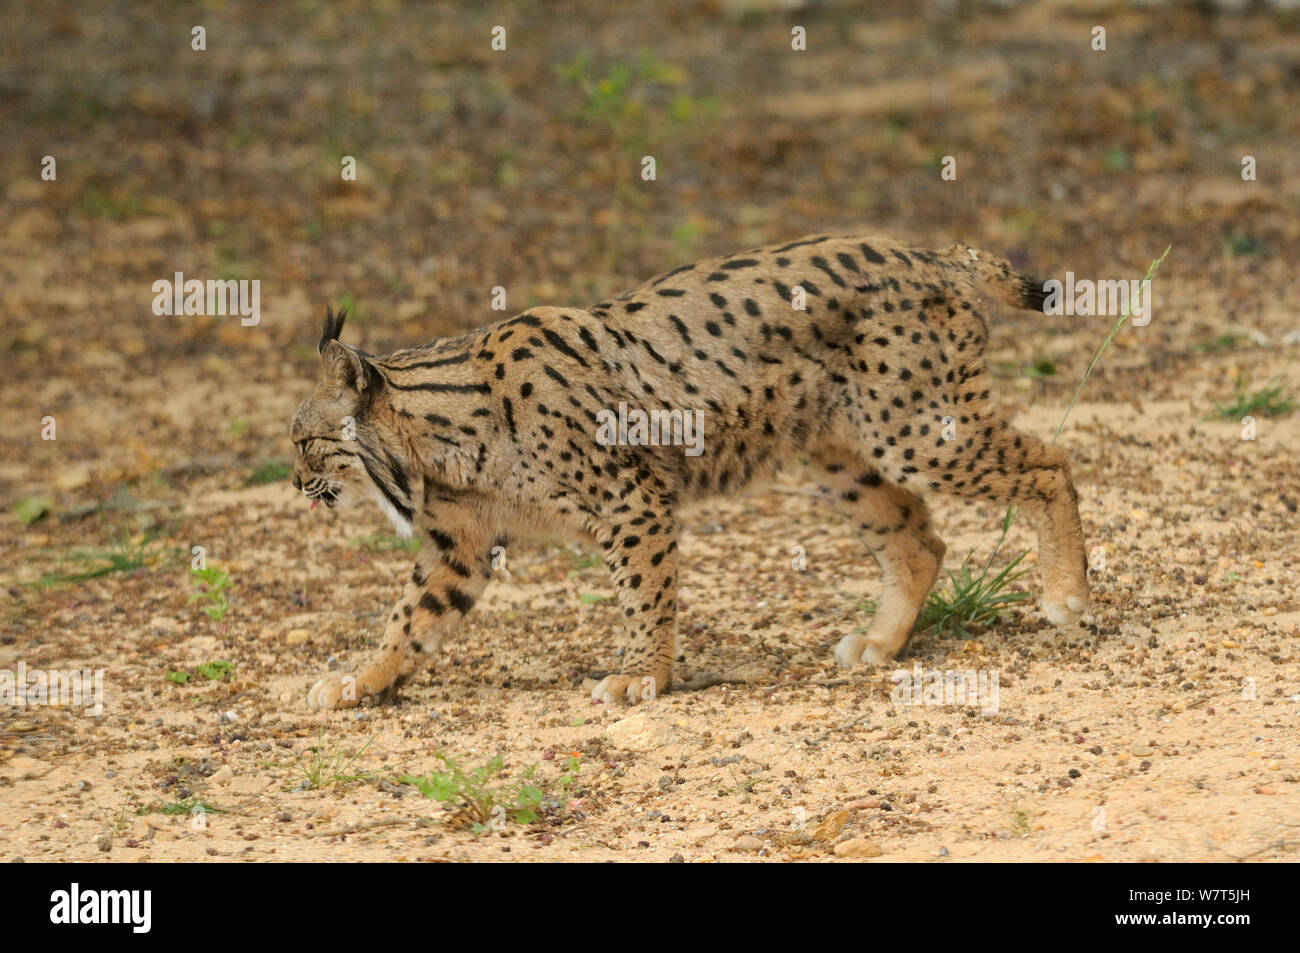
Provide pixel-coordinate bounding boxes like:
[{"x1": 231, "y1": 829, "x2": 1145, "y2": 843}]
[
  {"x1": 246, "y1": 461, "x2": 291, "y2": 485},
  {"x1": 166, "y1": 660, "x2": 234, "y2": 685},
  {"x1": 397, "y1": 751, "x2": 577, "y2": 833},
  {"x1": 350, "y1": 533, "x2": 421, "y2": 554},
  {"x1": 188, "y1": 566, "x2": 232, "y2": 620},
  {"x1": 918, "y1": 512, "x2": 1033, "y2": 639},
  {"x1": 1212, "y1": 371, "x2": 1294, "y2": 419},
  {"x1": 266, "y1": 730, "x2": 383, "y2": 791},
  {"x1": 138, "y1": 797, "x2": 225, "y2": 817},
  {"x1": 27, "y1": 525, "x2": 169, "y2": 589}
]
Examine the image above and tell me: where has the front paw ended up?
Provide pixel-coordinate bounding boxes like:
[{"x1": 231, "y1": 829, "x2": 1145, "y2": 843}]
[
  {"x1": 307, "y1": 672, "x2": 361, "y2": 710},
  {"x1": 591, "y1": 673, "x2": 664, "y2": 705},
  {"x1": 833, "y1": 632, "x2": 897, "y2": 668}
]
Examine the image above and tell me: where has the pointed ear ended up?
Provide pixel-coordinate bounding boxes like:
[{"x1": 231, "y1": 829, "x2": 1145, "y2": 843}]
[
  {"x1": 318, "y1": 305, "x2": 349, "y2": 355},
  {"x1": 321, "y1": 339, "x2": 369, "y2": 393}
]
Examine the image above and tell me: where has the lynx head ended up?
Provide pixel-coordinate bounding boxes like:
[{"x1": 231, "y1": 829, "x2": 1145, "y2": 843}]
[{"x1": 290, "y1": 307, "x2": 416, "y2": 536}]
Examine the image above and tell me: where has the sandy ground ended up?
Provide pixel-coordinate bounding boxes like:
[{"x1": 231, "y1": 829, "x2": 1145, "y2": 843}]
[{"x1": 2, "y1": 377, "x2": 1297, "y2": 862}]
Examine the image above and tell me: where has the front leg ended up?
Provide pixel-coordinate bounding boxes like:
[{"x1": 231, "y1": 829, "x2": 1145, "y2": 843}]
[
  {"x1": 589, "y1": 515, "x2": 679, "y2": 706},
  {"x1": 307, "y1": 510, "x2": 495, "y2": 710}
]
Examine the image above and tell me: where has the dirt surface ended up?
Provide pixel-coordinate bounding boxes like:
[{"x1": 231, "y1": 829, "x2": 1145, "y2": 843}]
[{"x1": 1, "y1": 1, "x2": 1298, "y2": 862}]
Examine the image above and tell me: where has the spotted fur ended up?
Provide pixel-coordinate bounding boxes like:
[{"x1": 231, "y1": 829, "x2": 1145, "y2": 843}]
[{"x1": 290, "y1": 235, "x2": 1088, "y2": 709}]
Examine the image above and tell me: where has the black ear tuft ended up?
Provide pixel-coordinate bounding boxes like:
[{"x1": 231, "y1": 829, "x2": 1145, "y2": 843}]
[{"x1": 317, "y1": 305, "x2": 349, "y2": 355}]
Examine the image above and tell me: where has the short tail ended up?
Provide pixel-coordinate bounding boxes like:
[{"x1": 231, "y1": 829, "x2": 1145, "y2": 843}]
[{"x1": 942, "y1": 242, "x2": 1047, "y2": 312}]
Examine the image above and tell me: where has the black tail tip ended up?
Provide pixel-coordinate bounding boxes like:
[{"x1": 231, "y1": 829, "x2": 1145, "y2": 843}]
[{"x1": 1021, "y1": 277, "x2": 1049, "y2": 312}]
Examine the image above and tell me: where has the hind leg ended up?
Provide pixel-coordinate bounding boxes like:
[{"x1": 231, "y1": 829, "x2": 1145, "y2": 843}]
[
  {"x1": 995, "y1": 434, "x2": 1088, "y2": 626},
  {"x1": 907, "y1": 412, "x2": 1088, "y2": 628},
  {"x1": 811, "y1": 447, "x2": 946, "y2": 666}
]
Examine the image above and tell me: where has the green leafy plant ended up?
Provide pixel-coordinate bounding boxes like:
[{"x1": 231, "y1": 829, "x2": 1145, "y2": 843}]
[
  {"x1": 336, "y1": 293, "x2": 363, "y2": 323},
  {"x1": 1194, "y1": 332, "x2": 1243, "y2": 354},
  {"x1": 138, "y1": 797, "x2": 225, "y2": 817},
  {"x1": 397, "y1": 752, "x2": 567, "y2": 833},
  {"x1": 246, "y1": 460, "x2": 291, "y2": 486},
  {"x1": 670, "y1": 219, "x2": 705, "y2": 263},
  {"x1": 166, "y1": 660, "x2": 233, "y2": 685},
  {"x1": 558, "y1": 755, "x2": 582, "y2": 793},
  {"x1": 1009, "y1": 802, "x2": 1032, "y2": 836},
  {"x1": 917, "y1": 511, "x2": 1033, "y2": 639},
  {"x1": 188, "y1": 566, "x2": 232, "y2": 619},
  {"x1": 82, "y1": 187, "x2": 144, "y2": 220},
  {"x1": 195, "y1": 660, "x2": 234, "y2": 680},
  {"x1": 27, "y1": 525, "x2": 169, "y2": 588},
  {"x1": 558, "y1": 50, "x2": 717, "y2": 158},
  {"x1": 264, "y1": 730, "x2": 383, "y2": 791},
  {"x1": 297, "y1": 735, "x2": 378, "y2": 789},
  {"x1": 1212, "y1": 371, "x2": 1294, "y2": 419},
  {"x1": 718, "y1": 767, "x2": 766, "y2": 796},
  {"x1": 350, "y1": 533, "x2": 421, "y2": 554},
  {"x1": 1223, "y1": 231, "x2": 1262, "y2": 257},
  {"x1": 215, "y1": 244, "x2": 249, "y2": 283},
  {"x1": 12, "y1": 496, "x2": 53, "y2": 525},
  {"x1": 1021, "y1": 356, "x2": 1058, "y2": 380}
]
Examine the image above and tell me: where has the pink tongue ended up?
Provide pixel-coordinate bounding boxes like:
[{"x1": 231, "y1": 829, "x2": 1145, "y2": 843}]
[{"x1": 309, "y1": 499, "x2": 318, "y2": 511}]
